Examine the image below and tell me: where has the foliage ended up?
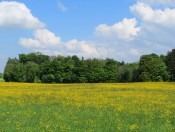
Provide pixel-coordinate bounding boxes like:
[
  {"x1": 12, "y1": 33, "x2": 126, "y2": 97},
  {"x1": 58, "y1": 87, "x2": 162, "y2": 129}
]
[
  {"x1": 118, "y1": 63, "x2": 139, "y2": 82},
  {"x1": 42, "y1": 74, "x2": 55, "y2": 83},
  {"x1": 166, "y1": 49, "x2": 175, "y2": 81},
  {"x1": 138, "y1": 54, "x2": 170, "y2": 82},
  {"x1": 104, "y1": 58, "x2": 119, "y2": 82},
  {"x1": 3, "y1": 58, "x2": 19, "y2": 82},
  {"x1": 4, "y1": 53, "x2": 121, "y2": 83},
  {"x1": 3, "y1": 48, "x2": 175, "y2": 83},
  {"x1": 25, "y1": 61, "x2": 39, "y2": 83}
]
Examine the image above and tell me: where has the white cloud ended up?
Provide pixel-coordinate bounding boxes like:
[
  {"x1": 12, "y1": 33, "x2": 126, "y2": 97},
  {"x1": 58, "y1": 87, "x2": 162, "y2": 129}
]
[
  {"x1": 19, "y1": 29, "x2": 61, "y2": 48},
  {"x1": 131, "y1": 2, "x2": 175, "y2": 28},
  {"x1": 34, "y1": 29, "x2": 61, "y2": 46},
  {"x1": 19, "y1": 39, "x2": 41, "y2": 48},
  {"x1": 95, "y1": 18, "x2": 141, "y2": 41},
  {"x1": 0, "y1": 1, "x2": 44, "y2": 29},
  {"x1": 65, "y1": 39, "x2": 101, "y2": 57},
  {"x1": 57, "y1": 1, "x2": 67, "y2": 12},
  {"x1": 19, "y1": 30, "x2": 106, "y2": 58},
  {"x1": 129, "y1": 1, "x2": 175, "y2": 57},
  {"x1": 138, "y1": 0, "x2": 175, "y2": 6}
]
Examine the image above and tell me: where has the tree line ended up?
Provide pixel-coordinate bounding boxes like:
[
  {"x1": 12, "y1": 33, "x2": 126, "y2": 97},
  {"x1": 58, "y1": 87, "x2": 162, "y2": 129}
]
[{"x1": 3, "y1": 48, "x2": 175, "y2": 83}]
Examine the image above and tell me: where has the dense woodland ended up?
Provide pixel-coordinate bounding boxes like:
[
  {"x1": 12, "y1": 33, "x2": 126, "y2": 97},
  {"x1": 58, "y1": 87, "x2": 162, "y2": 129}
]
[{"x1": 3, "y1": 48, "x2": 175, "y2": 83}]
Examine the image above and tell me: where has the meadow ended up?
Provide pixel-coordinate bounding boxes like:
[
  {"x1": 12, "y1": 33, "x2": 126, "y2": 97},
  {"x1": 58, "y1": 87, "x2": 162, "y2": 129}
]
[{"x1": 0, "y1": 82, "x2": 175, "y2": 131}]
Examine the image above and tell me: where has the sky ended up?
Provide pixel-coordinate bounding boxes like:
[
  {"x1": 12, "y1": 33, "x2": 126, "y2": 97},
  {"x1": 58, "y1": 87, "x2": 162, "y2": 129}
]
[{"x1": 0, "y1": 0, "x2": 175, "y2": 72}]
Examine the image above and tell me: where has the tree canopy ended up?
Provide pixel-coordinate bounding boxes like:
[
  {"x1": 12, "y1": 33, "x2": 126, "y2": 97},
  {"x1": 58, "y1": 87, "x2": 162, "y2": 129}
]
[
  {"x1": 166, "y1": 49, "x2": 175, "y2": 81},
  {"x1": 138, "y1": 54, "x2": 169, "y2": 82},
  {"x1": 3, "y1": 48, "x2": 175, "y2": 83}
]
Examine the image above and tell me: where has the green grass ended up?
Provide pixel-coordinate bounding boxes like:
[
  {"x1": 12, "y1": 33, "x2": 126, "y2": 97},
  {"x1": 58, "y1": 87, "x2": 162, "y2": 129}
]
[
  {"x1": 0, "y1": 82, "x2": 175, "y2": 131},
  {"x1": 1, "y1": 104, "x2": 175, "y2": 131}
]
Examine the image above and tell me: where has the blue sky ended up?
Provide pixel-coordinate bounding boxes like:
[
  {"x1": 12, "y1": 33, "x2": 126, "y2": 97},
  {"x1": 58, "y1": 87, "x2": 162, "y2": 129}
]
[{"x1": 0, "y1": 0, "x2": 175, "y2": 72}]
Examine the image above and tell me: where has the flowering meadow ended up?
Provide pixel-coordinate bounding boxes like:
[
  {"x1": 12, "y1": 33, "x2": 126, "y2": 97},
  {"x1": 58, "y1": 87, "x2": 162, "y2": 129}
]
[{"x1": 0, "y1": 82, "x2": 175, "y2": 131}]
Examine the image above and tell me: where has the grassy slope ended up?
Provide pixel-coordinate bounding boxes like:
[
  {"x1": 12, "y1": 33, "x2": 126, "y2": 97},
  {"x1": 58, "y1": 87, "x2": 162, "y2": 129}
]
[{"x1": 0, "y1": 82, "x2": 175, "y2": 131}]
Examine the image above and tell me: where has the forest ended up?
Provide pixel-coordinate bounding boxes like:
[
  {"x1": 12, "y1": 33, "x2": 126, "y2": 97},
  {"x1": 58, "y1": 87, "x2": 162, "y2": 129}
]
[{"x1": 3, "y1": 48, "x2": 175, "y2": 83}]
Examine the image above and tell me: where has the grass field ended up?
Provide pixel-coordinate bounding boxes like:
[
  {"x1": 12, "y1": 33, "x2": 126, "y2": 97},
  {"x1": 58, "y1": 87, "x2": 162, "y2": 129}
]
[{"x1": 0, "y1": 82, "x2": 175, "y2": 131}]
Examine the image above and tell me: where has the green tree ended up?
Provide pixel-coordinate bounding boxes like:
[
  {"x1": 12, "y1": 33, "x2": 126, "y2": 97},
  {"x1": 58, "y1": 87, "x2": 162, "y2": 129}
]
[
  {"x1": 4, "y1": 50, "x2": 173, "y2": 83},
  {"x1": 19, "y1": 54, "x2": 27, "y2": 64},
  {"x1": 118, "y1": 63, "x2": 139, "y2": 82},
  {"x1": 166, "y1": 49, "x2": 175, "y2": 81},
  {"x1": 104, "y1": 58, "x2": 119, "y2": 82},
  {"x1": 21, "y1": 52, "x2": 49, "y2": 64},
  {"x1": 62, "y1": 56, "x2": 76, "y2": 83},
  {"x1": 80, "y1": 59, "x2": 106, "y2": 83},
  {"x1": 139, "y1": 54, "x2": 169, "y2": 82},
  {"x1": 42, "y1": 74, "x2": 55, "y2": 83},
  {"x1": 3, "y1": 58, "x2": 18, "y2": 82},
  {"x1": 13, "y1": 62, "x2": 26, "y2": 82},
  {"x1": 25, "y1": 61, "x2": 39, "y2": 83}
]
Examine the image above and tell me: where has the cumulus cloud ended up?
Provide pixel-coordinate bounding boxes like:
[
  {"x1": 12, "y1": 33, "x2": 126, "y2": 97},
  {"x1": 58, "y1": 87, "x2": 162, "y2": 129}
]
[
  {"x1": 95, "y1": 18, "x2": 141, "y2": 41},
  {"x1": 0, "y1": 1, "x2": 44, "y2": 29},
  {"x1": 19, "y1": 30, "x2": 106, "y2": 58},
  {"x1": 19, "y1": 29, "x2": 61, "y2": 48},
  {"x1": 129, "y1": 1, "x2": 175, "y2": 56},
  {"x1": 57, "y1": 1, "x2": 67, "y2": 12},
  {"x1": 65, "y1": 39, "x2": 102, "y2": 58},
  {"x1": 131, "y1": 2, "x2": 175, "y2": 28}
]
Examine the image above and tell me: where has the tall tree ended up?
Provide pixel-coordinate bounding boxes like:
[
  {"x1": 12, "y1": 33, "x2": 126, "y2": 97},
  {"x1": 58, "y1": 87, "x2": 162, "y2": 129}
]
[
  {"x1": 25, "y1": 61, "x2": 39, "y2": 83},
  {"x1": 139, "y1": 54, "x2": 169, "y2": 82},
  {"x1": 118, "y1": 63, "x2": 139, "y2": 82},
  {"x1": 104, "y1": 58, "x2": 119, "y2": 82},
  {"x1": 3, "y1": 58, "x2": 18, "y2": 82},
  {"x1": 13, "y1": 62, "x2": 26, "y2": 82},
  {"x1": 166, "y1": 49, "x2": 175, "y2": 81}
]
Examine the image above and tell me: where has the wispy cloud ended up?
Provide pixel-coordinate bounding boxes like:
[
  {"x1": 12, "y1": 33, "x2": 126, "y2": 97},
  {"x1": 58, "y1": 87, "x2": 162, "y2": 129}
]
[{"x1": 57, "y1": 1, "x2": 67, "y2": 12}]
